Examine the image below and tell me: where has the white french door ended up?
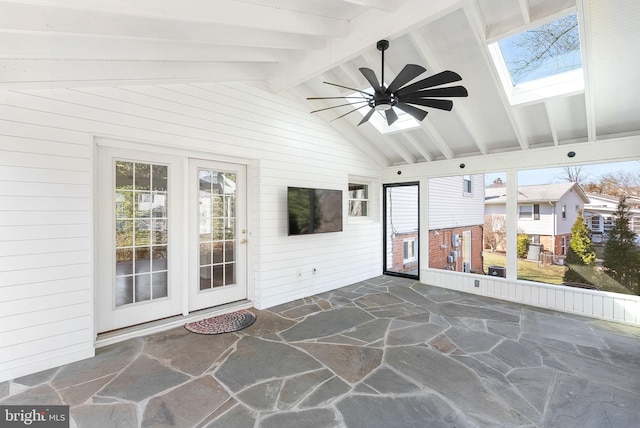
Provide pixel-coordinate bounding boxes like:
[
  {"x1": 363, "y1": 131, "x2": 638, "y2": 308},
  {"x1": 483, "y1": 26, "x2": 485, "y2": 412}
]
[
  {"x1": 97, "y1": 148, "x2": 249, "y2": 333},
  {"x1": 97, "y1": 147, "x2": 184, "y2": 332},
  {"x1": 188, "y1": 159, "x2": 247, "y2": 312}
]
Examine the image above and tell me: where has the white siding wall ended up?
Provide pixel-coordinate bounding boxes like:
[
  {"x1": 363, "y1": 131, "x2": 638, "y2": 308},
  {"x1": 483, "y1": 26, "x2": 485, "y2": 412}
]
[
  {"x1": 388, "y1": 185, "x2": 418, "y2": 233},
  {"x1": 0, "y1": 122, "x2": 95, "y2": 382},
  {"x1": 517, "y1": 203, "x2": 554, "y2": 235},
  {"x1": 425, "y1": 269, "x2": 640, "y2": 326},
  {"x1": 428, "y1": 174, "x2": 484, "y2": 229},
  {"x1": 556, "y1": 191, "x2": 586, "y2": 235},
  {"x1": 0, "y1": 82, "x2": 382, "y2": 381}
]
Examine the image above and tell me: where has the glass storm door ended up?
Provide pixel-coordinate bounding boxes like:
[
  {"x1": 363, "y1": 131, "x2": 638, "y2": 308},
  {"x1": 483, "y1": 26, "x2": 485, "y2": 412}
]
[
  {"x1": 97, "y1": 147, "x2": 183, "y2": 333},
  {"x1": 189, "y1": 159, "x2": 247, "y2": 311},
  {"x1": 383, "y1": 183, "x2": 419, "y2": 279}
]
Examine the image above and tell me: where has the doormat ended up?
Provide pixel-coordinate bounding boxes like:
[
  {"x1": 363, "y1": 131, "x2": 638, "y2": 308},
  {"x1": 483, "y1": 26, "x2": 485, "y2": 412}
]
[{"x1": 185, "y1": 309, "x2": 256, "y2": 335}]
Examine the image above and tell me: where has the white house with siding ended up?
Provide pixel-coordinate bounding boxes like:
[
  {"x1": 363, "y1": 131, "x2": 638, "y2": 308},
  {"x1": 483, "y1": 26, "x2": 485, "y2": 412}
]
[
  {"x1": 1, "y1": 1, "x2": 640, "y2": 383},
  {"x1": 485, "y1": 182, "x2": 590, "y2": 256},
  {"x1": 584, "y1": 193, "x2": 640, "y2": 243}
]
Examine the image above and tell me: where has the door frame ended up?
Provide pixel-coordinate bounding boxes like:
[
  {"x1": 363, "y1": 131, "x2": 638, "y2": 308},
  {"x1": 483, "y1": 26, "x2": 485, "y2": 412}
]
[
  {"x1": 383, "y1": 182, "x2": 420, "y2": 279},
  {"x1": 94, "y1": 137, "x2": 256, "y2": 337}
]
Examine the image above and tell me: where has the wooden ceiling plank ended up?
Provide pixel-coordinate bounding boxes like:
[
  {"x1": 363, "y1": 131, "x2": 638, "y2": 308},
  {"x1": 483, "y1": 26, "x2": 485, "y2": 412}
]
[
  {"x1": 407, "y1": 31, "x2": 488, "y2": 155},
  {"x1": 3, "y1": 0, "x2": 347, "y2": 37},
  {"x1": 339, "y1": 0, "x2": 396, "y2": 12},
  {"x1": 463, "y1": 3, "x2": 529, "y2": 151},
  {"x1": 0, "y1": 2, "x2": 324, "y2": 51},
  {"x1": 403, "y1": 132, "x2": 434, "y2": 162}
]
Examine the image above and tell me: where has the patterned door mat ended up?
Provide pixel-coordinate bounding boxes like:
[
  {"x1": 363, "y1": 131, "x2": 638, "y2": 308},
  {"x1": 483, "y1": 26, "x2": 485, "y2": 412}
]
[{"x1": 185, "y1": 309, "x2": 256, "y2": 335}]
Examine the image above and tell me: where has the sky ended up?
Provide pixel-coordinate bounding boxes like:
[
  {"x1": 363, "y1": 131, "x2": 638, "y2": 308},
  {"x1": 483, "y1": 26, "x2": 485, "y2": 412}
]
[{"x1": 484, "y1": 160, "x2": 640, "y2": 187}]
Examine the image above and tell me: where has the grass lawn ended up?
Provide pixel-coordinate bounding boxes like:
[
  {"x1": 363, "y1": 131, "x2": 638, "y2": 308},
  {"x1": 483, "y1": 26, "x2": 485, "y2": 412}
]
[{"x1": 483, "y1": 251, "x2": 565, "y2": 285}]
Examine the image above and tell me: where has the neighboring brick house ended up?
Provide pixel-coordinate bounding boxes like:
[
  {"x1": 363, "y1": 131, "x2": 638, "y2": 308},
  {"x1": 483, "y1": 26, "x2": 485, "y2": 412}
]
[
  {"x1": 428, "y1": 174, "x2": 485, "y2": 273},
  {"x1": 485, "y1": 182, "x2": 590, "y2": 258},
  {"x1": 583, "y1": 193, "x2": 640, "y2": 244}
]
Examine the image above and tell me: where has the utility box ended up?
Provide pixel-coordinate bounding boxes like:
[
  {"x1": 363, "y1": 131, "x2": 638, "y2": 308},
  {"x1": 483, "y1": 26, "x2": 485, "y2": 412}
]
[
  {"x1": 488, "y1": 265, "x2": 506, "y2": 277},
  {"x1": 527, "y1": 243, "x2": 542, "y2": 261}
]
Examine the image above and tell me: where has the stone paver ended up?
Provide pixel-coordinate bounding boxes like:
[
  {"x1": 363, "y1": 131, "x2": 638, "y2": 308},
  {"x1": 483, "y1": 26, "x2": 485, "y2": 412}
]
[{"x1": 1, "y1": 275, "x2": 639, "y2": 427}]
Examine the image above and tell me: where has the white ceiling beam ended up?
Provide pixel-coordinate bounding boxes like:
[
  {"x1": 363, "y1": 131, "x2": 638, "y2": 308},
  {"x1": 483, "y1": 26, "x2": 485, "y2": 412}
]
[
  {"x1": 0, "y1": 2, "x2": 324, "y2": 51},
  {"x1": 387, "y1": 136, "x2": 417, "y2": 164},
  {"x1": 576, "y1": 0, "x2": 596, "y2": 142},
  {"x1": 418, "y1": 119, "x2": 454, "y2": 159},
  {"x1": 402, "y1": 133, "x2": 434, "y2": 162},
  {"x1": 0, "y1": 33, "x2": 298, "y2": 63},
  {"x1": 518, "y1": 0, "x2": 531, "y2": 24},
  {"x1": 463, "y1": 3, "x2": 529, "y2": 151},
  {"x1": 340, "y1": 0, "x2": 396, "y2": 11},
  {"x1": 4, "y1": 0, "x2": 347, "y2": 37},
  {"x1": 407, "y1": 31, "x2": 488, "y2": 155},
  {"x1": 269, "y1": 0, "x2": 466, "y2": 91},
  {"x1": 544, "y1": 102, "x2": 559, "y2": 146}
]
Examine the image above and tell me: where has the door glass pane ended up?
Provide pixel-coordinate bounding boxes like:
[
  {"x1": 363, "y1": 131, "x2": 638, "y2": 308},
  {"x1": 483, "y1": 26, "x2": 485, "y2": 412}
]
[
  {"x1": 199, "y1": 168, "x2": 237, "y2": 291},
  {"x1": 114, "y1": 160, "x2": 169, "y2": 307},
  {"x1": 384, "y1": 184, "x2": 419, "y2": 278}
]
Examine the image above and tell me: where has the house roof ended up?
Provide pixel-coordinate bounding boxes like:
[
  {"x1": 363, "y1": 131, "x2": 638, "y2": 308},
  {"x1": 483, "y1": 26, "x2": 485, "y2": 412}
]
[
  {"x1": 485, "y1": 182, "x2": 590, "y2": 204},
  {"x1": 1, "y1": 1, "x2": 639, "y2": 167}
]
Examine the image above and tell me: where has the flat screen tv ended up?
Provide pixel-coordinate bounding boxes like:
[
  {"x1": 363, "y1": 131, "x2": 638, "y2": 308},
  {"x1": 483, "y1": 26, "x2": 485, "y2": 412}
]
[{"x1": 288, "y1": 187, "x2": 343, "y2": 235}]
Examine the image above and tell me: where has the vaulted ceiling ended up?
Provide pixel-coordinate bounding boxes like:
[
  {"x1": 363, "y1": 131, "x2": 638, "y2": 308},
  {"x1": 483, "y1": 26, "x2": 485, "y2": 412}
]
[{"x1": 1, "y1": 0, "x2": 639, "y2": 167}]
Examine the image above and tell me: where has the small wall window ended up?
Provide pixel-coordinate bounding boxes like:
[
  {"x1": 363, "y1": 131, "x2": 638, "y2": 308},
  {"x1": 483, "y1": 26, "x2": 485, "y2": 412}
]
[
  {"x1": 348, "y1": 183, "x2": 368, "y2": 217},
  {"x1": 463, "y1": 175, "x2": 472, "y2": 194},
  {"x1": 533, "y1": 204, "x2": 540, "y2": 220},
  {"x1": 518, "y1": 205, "x2": 533, "y2": 219},
  {"x1": 562, "y1": 204, "x2": 567, "y2": 220},
  {"x1": 403, "y1": 238, "x2": 416, "y2": 263}
]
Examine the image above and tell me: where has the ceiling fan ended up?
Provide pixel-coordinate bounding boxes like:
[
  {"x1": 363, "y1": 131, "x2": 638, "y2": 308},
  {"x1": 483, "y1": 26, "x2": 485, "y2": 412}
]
[{"x1": 307, "y1": 39, "x2": 468, "y2": 126}]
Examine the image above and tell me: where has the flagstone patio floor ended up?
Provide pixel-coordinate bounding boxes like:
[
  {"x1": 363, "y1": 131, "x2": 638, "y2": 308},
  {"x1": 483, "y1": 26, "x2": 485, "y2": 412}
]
[{"x1": 2, "y1": 276, "x2": 640, "y2": 427}]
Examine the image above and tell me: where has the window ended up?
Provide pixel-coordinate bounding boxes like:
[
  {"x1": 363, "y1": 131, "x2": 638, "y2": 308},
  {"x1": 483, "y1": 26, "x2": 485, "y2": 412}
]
[
  {"x1": 562, "y1": 204, "x2": 567, "y2": 220},
  {"x1": 463, "y1": 175, "x2": 472, "y2": 194},
  {"x1": 348, "y1": 183, "x2": 369, "y2": 216},
  {"x1": 489, "y1": 13, "x2": 583, "y2": 105},
  {"x1": 519, "y1": 205, "x2": 533, "y2": 219},
  {"x1": 561, "y1": 236, "x2": 567, "y2": 256},
  {"x1": 533, "y1": 204, "x2": 540, "y2": 220},
  {"x1": 403, "y1": 238, "x2": 416, "y2": 263},
  {"x1": 530, "y1": 234, "x2": 540, "y2": 244}
]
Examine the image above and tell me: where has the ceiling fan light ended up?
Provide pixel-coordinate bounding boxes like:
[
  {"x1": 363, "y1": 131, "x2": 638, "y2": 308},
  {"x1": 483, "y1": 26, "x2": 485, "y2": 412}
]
[{"x1": 374, "y1": 102, "x2": 392, "y2": 111}]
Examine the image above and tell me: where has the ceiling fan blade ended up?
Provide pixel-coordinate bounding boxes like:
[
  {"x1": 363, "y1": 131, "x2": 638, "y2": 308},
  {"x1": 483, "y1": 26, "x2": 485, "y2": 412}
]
[
  {"x1": 396, "y1": 70, "x2": 462, "y2": 96},
  {"x1": 358, "y1": 108, "x2": 376, "y2": 126},
  {"x1": 402, "y1": 86, "x2": 468, "y2": 99},
  {"x1": 395, "y1": 102, "x2": 428, "y2": 121},
  {"x1": 359, "y1": 67, "x2": 381, "y2": 91},
  {"x1": 386, "y1": 64, "x2": 426, "y2": 93},
  {"x1": 307, "y1": 96, "x2": 369, "y2": 100},
  {"x1": 385, "y1": 108, "x2": 399, "y2": 126},
  {"x1": 404, "y1": 98, "x2": 454, "y2": 111},
  {"x1": 330, "y1": 104, "x2": 371, "y2": 122},
  {"x1": 322, "y1": 81, "x2": 373, "y2": 97},
  {"x1": 310, "y1": 100, "x2": 369, "y2": 114}
]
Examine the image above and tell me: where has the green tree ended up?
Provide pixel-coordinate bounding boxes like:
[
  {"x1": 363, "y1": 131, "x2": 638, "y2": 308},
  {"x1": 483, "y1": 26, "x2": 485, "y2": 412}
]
[
  {"x1": 603, "y1": 195, "x2": 640, "y2": 294},
  {"x1": 563, "y1": 210, "x2": 597, "y2": 285}
]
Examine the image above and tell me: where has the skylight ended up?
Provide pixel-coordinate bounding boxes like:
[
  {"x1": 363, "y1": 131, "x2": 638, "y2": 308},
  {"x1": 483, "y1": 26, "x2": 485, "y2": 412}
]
[
  {"x1": 348, "y1": 89, "x2": 420, "y2": 134},
  {"x1": 489, "y1": 13, "x2": 584, "y2": 105}
]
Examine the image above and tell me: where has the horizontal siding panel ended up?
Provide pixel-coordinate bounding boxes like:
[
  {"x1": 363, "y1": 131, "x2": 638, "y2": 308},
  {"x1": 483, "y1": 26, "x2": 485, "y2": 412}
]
[
  {"x1": 2, "y1": 277, "x2": 89, "y2": 301},
  {"x1": 0, "y1": 196, "x2": 89, "y2": 211},
  {"x1": 0, "y1": 343, "x2": 94, "y2": 382},
  {"x1": 0, "y1": 134, "x2": 92, "y2": 158},
  {"x1": 0, "y1": 329, "x2": 92, "y2": 367},
  {"x1": 0, "y1": 237, "x2": 90, "y2": 256},
  {"x1": 0, "y1": 250, "x2": 91, "y2": 272},
  {"x1": 0, "y1": 151, "x2": 90, "y2": 171},
  {"x1": 0, "y1": 224, "x2": 91, "y2": 241},
  {"x1": 0, "y1": 316, "x2": 91, "y2": 348},
  {"x1": 0, "y1": 166, "x2": 90, "y2": 184},
  {"x1": 0, "y1": 302, "x2": 90, "y2": 332},
  {"x1": 0, "y1": 290, "x2": 89, "y2": 318},
  {"x1": 0, "y1": 118, "x2": 89, "y2": 144},
  {"x1": 0, "y1": 182, "x2": 90, "y2": 198},
  {"x1": 0, "y1": 210, "x2": 89, "y2": 226},
  {"x1": 0, "y1": 264, "x2": 90, "y2": 287}
]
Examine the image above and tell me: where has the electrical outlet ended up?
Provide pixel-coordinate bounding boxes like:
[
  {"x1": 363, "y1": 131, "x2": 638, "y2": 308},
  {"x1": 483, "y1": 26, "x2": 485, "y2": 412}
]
[{"x1": 474, "y1": 279, "x2": 480, "y2": 288}]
